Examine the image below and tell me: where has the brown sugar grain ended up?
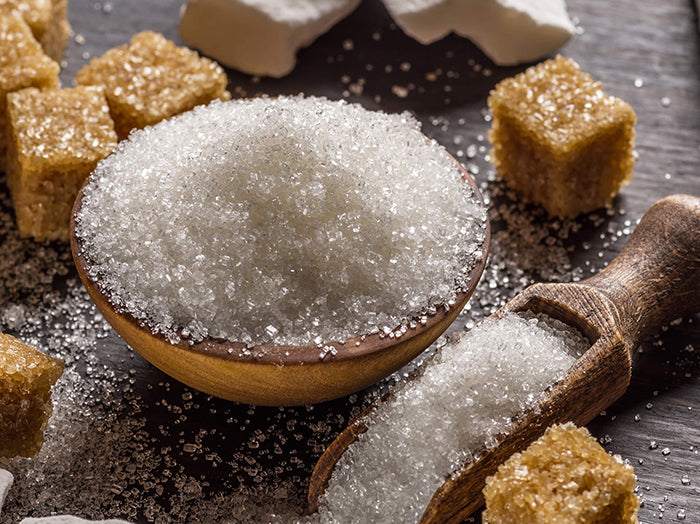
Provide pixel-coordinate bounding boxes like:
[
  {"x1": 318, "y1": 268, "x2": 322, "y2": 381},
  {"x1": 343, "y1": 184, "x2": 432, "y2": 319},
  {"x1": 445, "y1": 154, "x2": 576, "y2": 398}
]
[
  {"x1": 6, "y1": 86, "x2": 117, "y2": 240},
  {"x1": 0, "y1": 12, "x2": 59, "y2": 171},
  {"x1": 0, "y1": 332, "x2": 64, "y2": 458},
  {"x1": 76, "y1": 31, "x2": 231, "y2": 139},
  {"x1": 483, "y1": 422, "x2": 640, "y2": 524},
  {"x1": 488, "y1": 55, "x2": 636, "y2": 218},
  {"x1": 0, "y1": 0, "x2": 71, "y2": 61}
]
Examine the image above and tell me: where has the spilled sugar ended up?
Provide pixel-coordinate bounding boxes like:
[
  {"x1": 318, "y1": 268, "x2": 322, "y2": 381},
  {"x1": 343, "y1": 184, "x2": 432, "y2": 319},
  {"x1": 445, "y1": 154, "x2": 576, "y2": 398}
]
[
  {"x1": 315, "y1": 311, "x2": 588, "y2": 523},
  {"x1": 75, "y1": 96, "x2": 487, "y2": 346}
]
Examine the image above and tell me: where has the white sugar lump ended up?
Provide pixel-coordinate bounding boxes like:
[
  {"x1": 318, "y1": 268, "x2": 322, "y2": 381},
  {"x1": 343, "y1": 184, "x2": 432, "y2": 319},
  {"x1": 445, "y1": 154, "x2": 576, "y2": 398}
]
[
  {"x1": 20, "y1": 518, "x2": 132, "y2": 524},
  {"x1": 75, "y1": 96, "x2": 487, "y2": 347},
  {"x1": 381, "y1": 0, "x2": 575, "y2": 66},
  {"x1": 179, "y1": 0, "x2": 360, "y2": 77},
  {"x1": 0, "y1": 469, "x2": 12, "y2": 516},
  {"x1": 316, "y1": 312, "x2": 588, "y2": 523}
]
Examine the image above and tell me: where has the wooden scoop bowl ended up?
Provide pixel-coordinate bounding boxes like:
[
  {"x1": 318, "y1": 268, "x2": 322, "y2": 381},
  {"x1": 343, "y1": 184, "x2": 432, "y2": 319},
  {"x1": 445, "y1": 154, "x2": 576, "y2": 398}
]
[
  {"x1": 70, "y1": 162, "x2": 489, "y2": 407},
  {"x1": 308, "y1": 194, "x2": 700, "y2": 521}
]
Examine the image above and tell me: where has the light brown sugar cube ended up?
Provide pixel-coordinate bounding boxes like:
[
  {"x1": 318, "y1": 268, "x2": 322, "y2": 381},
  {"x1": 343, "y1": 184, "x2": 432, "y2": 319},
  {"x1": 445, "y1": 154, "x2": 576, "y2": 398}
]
[
  {"x1": 6, "y1": 86, "x2": 117, "y2": 240},
  {"x1": 76, "y1": 30, "x2": 231, "y2": 139},
  {"x1": 488, "y1": 56, "x2": 636, "y2": 218},
  {"x1": 0, "y1": 0, "x2": 71, "y2": 61},
  {"x1": 483, "y1": 423, "x2": 640, "y2": 524},
  {"x1": 0, "y1": 12, "x2": 59, "y2": 171},
  {"x1": 0, "y1": 332, "x2": 64, "y2": 458}
]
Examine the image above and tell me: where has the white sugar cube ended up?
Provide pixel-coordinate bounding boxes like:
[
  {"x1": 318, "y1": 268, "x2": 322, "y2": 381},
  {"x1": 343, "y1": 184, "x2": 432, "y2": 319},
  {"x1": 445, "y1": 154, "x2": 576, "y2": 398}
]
[
  {"x1": 0, "y1": 469, "x2": 12, "y2": 515},
  {"x1": 381, "y1": 0, "x2": 575, "y2": 66},
  {"x1": 179, "y1": 0, "x2": 360, "y2": 77}
]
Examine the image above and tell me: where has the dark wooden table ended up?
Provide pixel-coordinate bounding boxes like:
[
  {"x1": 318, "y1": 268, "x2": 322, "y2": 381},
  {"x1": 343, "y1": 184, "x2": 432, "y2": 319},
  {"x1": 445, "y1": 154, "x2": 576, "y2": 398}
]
[{"x1": 2, "y1": 0, "x2": 698, "y2": 522}]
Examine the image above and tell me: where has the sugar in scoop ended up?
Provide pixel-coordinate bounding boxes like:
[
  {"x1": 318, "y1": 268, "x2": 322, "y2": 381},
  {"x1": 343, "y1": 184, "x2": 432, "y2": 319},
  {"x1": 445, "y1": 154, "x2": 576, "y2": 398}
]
[
  {"x1": 74, "y1": 96, "x2": 487, "y2": 347},
  {"x1": 315, "y1": 312, "x2": 588, "y2": 523}
]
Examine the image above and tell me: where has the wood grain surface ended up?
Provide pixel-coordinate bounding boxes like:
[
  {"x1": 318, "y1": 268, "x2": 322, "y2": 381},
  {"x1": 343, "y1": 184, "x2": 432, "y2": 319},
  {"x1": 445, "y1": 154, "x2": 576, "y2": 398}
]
[{"x1": 1, "y1": 0, "x2": 698, "y2": 522}]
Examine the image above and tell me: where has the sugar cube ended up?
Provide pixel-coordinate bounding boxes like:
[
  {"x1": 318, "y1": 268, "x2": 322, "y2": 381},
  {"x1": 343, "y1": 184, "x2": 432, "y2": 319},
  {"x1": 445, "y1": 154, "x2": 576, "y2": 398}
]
[{"x1": 6, "y1": 86, "x2": 117, "y2": 240}]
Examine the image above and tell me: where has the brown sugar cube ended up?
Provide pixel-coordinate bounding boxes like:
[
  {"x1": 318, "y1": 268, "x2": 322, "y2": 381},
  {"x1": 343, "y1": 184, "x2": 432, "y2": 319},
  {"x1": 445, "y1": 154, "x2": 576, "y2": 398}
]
[
  {"x1": 6, "y1": 86, "x2": 118, "y2": 240},
  {"x1": 483, "y1": 423, "x2": 640, "y2": 524},
  {"x1": 488, "y1": 56, "x2": 636, "y2": 218},
  {"x1": 76, "y1": 30, "x2": 231, "y2": 140},
  {"x1": 0, "y1": 12, "x2": 59, "y2": 171},
  {"x1": 0, "y1": 332, "x2": 64, "y2": 458},
  {"x1": 0, "y1": 0, "x2": 71, "y2": 61}
]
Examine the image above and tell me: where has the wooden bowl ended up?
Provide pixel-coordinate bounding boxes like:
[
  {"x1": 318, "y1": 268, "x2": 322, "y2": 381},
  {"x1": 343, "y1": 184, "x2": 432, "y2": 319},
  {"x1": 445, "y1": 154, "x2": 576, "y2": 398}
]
[{"x1": 70, "y1": 163, "x2": 489, "y2": 406}]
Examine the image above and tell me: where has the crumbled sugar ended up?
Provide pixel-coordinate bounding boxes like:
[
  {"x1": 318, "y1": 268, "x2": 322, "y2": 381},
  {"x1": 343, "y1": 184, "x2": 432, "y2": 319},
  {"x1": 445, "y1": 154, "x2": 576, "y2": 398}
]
[
  {"x1": 75, "y1": 96, "x2": 487, "y2": 346},
  {"x1": 0, "y1": 133, "x2": 690, "y2": 524},
  {"x1": 316, "y1": 312, "x2": 588, "y2": 523}
]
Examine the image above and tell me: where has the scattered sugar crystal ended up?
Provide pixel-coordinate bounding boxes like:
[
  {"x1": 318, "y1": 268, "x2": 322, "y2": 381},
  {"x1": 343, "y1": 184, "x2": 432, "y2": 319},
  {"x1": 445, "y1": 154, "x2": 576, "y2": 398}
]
[
  {"x1": 75, "y1": 96, "x2": 487, "y2": 346},
  {"x1": 317, "y1": 311, "x2": 587, "y2": 523},
  {"x1": 20, "y1": 518, "x2": 133, "y2": 523},
  {"x1": 391, "y1": 84, "x2": 409, "y2": 98}
]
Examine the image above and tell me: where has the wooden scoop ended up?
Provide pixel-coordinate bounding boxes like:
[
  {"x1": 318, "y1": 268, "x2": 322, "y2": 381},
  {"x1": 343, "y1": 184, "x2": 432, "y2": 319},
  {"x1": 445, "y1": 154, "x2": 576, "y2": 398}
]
[{"x1": 308, "y1": 194, "x2": 700, "y2": 522}]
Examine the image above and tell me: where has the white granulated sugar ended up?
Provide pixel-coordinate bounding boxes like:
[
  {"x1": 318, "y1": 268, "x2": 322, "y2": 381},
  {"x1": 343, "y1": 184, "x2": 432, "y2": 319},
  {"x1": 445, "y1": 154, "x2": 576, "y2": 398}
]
[
  {"x1": 316, "y1": 311, "x2": 588, "y2": 523},
  {"x1": 75, "y1": 96, "x2": 487, "y2": 347}
]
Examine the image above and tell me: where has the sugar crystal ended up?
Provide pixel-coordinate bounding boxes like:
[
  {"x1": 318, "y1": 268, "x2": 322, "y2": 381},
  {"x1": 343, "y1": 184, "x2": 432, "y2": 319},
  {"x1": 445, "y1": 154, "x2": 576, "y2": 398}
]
[{"x1": 75, "y1": 96, "x2": 487, "y2": 346}]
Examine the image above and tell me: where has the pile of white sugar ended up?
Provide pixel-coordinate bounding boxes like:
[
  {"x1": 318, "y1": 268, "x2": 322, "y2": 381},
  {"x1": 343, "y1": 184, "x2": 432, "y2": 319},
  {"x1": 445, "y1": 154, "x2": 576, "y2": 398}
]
[
  {"x1": 316, "y1": 311, "x2": 588, "y2": 523},
  {"x1": 75, "y1": 96, "x2": 487, "y2": 346}
]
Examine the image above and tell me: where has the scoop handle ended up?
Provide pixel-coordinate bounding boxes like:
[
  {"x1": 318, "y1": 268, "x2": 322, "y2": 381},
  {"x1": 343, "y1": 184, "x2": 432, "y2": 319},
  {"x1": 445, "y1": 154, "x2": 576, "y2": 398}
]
[{"x1": 582, "y1": 194, "x2": 700, "y2": 350}]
